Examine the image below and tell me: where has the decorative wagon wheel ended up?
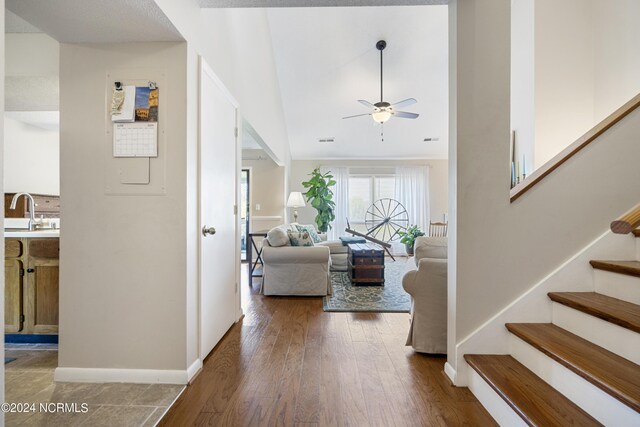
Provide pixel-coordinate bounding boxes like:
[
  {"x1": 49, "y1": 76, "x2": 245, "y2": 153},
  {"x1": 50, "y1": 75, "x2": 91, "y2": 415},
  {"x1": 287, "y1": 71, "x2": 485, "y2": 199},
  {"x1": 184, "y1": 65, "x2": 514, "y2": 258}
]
[{"x1": 364, "y1": 198, "x2": 409, "y2": 242}]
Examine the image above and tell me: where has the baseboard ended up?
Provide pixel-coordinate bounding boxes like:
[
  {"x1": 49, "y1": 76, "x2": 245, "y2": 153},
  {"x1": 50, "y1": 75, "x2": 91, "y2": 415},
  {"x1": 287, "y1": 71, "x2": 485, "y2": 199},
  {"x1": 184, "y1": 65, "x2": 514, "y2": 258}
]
[
  {"x1": 187, "y1": 358, "x2": 202, "y2": 383},
  {"x1": 444, "y1": 362, "x2": 457, "y2": 385},
  {"x1": 54, "y1": 367, "x2": 191, "y2": 384}
]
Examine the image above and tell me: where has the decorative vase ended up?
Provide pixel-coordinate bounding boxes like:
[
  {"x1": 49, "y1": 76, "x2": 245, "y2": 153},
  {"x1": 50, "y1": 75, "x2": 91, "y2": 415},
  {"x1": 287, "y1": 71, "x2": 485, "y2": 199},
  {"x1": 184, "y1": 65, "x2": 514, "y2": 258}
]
[{"x1": 405, "y1": 242, "x2": 414, "y2": 256}]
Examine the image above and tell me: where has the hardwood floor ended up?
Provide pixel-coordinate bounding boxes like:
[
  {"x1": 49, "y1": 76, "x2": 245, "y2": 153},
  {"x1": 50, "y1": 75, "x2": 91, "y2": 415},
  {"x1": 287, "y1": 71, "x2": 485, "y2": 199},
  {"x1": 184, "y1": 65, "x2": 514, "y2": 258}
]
[{"x1": 160, "y1": 264, "x2": 495, "y2": 426}]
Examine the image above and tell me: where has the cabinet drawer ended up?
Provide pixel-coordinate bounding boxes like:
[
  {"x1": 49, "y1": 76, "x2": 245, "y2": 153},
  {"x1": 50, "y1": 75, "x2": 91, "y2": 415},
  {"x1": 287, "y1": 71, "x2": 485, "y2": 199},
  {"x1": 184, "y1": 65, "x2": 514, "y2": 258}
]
[
  {"x1": 28, "y1": 239, "x2": 60, "y2": 258},
  {"x1": 5, "y1": 239, "x2": 23, "y2": 258}
]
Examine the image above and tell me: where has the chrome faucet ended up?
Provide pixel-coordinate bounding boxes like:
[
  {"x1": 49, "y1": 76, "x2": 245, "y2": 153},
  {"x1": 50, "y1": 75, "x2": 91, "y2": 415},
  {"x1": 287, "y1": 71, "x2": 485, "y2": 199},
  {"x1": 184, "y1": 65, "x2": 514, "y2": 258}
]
[{"x1": 10, "y1": 193, "x2": 37, "y2": 231}]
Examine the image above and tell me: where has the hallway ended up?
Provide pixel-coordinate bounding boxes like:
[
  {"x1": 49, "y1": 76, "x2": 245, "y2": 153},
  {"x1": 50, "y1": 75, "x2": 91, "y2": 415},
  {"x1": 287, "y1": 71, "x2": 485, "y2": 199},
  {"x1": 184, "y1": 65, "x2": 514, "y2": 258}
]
[{"x1": 160, "y1": 266, "x2": 494, "y2": 426}]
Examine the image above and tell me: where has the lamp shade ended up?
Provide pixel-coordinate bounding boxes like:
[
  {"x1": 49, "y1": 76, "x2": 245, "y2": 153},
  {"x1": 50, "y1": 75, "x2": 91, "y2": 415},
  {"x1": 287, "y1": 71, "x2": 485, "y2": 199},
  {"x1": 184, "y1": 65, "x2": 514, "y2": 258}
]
[{"x1": 287, "y1": 191, "x2": 306, "y2": 208}]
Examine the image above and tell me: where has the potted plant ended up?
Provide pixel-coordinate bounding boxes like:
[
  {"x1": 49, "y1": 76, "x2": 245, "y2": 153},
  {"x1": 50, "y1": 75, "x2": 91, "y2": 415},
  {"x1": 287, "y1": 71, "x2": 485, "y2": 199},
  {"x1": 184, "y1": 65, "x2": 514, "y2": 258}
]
[
  {"x1": 301, "y1": 168, "x2": 336, "y2": 233},
  {"x1": 398, "y1": 225, "x2": 425, "y2": 255}
]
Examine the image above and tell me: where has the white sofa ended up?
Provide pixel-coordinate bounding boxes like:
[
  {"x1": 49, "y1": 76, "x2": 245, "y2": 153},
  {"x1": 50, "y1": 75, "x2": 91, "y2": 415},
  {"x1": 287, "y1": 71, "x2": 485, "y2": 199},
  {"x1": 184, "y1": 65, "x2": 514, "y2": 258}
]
[
  {"x1": 402, "y1": 236, "x2": 448, "y2": 354},
  {"x1": 261, "y1": 224, "x2": 332, "y2": 296}
]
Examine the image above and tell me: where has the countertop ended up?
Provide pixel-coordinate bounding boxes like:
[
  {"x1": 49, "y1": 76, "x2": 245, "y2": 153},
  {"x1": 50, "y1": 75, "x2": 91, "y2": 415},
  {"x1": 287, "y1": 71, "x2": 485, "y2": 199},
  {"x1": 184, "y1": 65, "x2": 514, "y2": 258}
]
[{"x1": 5, "y1": 229, "x2": 60, "y2": 238}]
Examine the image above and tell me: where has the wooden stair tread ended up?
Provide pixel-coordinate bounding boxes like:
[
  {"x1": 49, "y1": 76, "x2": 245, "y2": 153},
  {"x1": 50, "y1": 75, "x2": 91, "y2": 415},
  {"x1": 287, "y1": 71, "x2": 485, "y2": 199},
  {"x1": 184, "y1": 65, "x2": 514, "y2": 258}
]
[
  {"x1": 506, "y1": 323, "x2": 640, "y2": 411},
  {"x1": 464, "y1": 354, "x2": 601, "y2": 426},
  {"x1": 548, "y1": 292, "x2": 640, "y2": 333},
  {"x1": 590, "y1": 260, "x2": 640, "y2": 278},
  {"x1": 633, "y1": 229, "x2": 640, "y2": 238}
]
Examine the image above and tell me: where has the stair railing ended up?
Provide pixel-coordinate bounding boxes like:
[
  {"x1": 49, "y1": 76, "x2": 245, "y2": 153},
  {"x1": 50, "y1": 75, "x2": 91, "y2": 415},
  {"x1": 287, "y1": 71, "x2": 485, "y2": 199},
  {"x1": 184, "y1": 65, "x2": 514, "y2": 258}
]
[
  {"x1": 511, "y1": 93, "x2": 640, "y2": 203},
  {"x1": 611, "y1": 203, "x2": 640, "y2": 234}
]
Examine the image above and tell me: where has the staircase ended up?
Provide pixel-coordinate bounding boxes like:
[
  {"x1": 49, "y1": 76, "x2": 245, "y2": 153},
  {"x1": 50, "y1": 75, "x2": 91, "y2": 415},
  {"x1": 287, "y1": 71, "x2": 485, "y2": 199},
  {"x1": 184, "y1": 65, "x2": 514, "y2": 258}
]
[{"x1": 465, "y1": 228, "x2": 640, "y2": 426}]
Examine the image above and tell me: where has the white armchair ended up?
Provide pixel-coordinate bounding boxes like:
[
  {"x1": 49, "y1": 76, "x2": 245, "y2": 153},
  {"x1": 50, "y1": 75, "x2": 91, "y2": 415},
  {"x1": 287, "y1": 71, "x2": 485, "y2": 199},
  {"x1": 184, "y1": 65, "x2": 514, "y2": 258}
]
[
  {"x1": 261, "y1": 239, "x2": 331, "y2": 296},
  {"x1": 402, "y1": 236, "x2": 448, "y2": 354}
]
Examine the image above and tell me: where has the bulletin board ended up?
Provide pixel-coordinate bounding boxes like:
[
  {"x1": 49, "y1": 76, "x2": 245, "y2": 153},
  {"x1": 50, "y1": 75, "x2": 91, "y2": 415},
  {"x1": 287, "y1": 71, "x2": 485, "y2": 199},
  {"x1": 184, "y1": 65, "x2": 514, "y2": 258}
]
[{"x1": 104, "y1": 69, "x2": 167, "y2": 196}]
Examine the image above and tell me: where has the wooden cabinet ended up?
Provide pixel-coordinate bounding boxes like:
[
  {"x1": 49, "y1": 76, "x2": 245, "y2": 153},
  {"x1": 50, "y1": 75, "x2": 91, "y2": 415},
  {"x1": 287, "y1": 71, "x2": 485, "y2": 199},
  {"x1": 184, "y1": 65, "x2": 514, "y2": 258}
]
[{"x1": 4, "y1": 238, "x2": 59, "y2": 335}]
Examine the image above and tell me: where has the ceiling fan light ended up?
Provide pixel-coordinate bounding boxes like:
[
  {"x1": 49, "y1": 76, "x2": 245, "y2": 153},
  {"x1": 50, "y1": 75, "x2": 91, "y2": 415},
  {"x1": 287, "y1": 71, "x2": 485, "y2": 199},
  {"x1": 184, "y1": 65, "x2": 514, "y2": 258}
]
[{"x1": 372, "y1": 110, "x2": 391, "y2": 123}]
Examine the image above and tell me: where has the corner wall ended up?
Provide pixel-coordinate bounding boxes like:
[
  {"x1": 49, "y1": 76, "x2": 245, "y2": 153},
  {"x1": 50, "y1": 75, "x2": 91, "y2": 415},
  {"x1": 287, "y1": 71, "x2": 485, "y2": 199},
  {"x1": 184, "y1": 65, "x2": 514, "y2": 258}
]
[
  {"x1": 449, "y1": 0, "x2": 640, "y2": 384},
  {"x1": 58, "y1": 42, "x2": 190, "y2": 380}
]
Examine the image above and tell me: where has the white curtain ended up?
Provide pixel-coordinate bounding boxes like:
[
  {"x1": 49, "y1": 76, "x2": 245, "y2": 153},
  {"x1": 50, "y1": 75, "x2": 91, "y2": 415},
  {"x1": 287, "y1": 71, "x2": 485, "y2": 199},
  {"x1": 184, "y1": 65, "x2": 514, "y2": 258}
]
[
  {"x1": 394, "y1": 166, "x2": 429, "y2": 231},
  {"x1": 320, "y1": 166, "x2": 349, "y2": 240}
]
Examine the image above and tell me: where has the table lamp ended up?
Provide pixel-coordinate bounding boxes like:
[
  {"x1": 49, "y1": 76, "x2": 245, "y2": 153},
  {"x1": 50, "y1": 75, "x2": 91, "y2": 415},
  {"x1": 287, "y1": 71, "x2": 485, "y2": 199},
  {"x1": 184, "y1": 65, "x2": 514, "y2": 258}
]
[{"x1": 286, "y1": 191, "x2": 306, "y2": 223}]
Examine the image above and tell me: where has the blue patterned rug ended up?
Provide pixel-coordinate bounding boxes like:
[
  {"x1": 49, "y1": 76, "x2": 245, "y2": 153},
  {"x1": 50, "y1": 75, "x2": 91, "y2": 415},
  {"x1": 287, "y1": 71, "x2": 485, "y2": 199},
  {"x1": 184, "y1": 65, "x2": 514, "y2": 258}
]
[{"x1": 323, "y1": 259, "x2": 411, "y2": 313}]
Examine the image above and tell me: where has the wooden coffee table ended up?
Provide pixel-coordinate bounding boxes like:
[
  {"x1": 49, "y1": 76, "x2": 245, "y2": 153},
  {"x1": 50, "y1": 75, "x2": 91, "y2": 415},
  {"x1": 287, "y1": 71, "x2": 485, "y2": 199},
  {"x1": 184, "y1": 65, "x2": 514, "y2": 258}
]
[{"x1": 347, "y1": 243, "x2": 385, "y2": 286}]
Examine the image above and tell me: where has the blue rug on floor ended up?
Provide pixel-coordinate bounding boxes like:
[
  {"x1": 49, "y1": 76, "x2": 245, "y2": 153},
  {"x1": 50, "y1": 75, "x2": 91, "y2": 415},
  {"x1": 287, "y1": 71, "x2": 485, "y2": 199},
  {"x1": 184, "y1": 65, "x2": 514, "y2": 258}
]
[
  {"x1": 5, "y1": 357, "x2": 16, "y2": 364},
  {"x1": 323, "y1": 260, "x2": 411, "y2": 313}
]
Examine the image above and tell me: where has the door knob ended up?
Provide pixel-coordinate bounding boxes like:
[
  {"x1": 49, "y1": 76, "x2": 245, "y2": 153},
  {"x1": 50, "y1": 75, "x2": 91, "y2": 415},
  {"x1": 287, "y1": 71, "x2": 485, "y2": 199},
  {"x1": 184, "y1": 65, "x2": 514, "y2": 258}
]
[{"x1": 202, "y1": 226, "x2": 216, "y2": 236}]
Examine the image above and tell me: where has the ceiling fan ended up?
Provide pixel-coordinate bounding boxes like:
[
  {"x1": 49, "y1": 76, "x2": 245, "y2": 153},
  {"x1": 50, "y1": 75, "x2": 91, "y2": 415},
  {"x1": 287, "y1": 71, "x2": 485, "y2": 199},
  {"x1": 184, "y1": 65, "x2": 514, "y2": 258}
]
[{"x1": 343, "y1": 40, "x2": 419, "y2": 124}]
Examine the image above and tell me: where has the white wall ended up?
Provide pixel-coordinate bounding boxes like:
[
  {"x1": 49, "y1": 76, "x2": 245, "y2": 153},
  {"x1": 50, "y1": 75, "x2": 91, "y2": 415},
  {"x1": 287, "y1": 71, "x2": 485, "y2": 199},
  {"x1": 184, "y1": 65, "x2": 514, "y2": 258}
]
[
  {"x1": 289, "y1": 159, "x2": 448, "y2": 228},
  {"x1": 593, "y1": 0, "x2": 640, "y2": 122},
  {"x1": 510, "y1": 0, "x2": 535, "y2": 175},
  {"x1": 4, "y1": 116, "x2": 59, "y2": 195},
  {"x1": 534, "y1": 0, "x2": 595, "y2": 168},
  {"x1": 242, "y1": 150, "x2": 285, "y2": 231},
  {"x1": 152, "y1": 2, "x2": 291, "y2": 167},
  {"x1": 5, "y1": 33, "x2": 59, "y2": 76},
  {"x1": 58, "y1": 43, "x2": 190, "y2": 376},
  {"x1": 522, "y1": 0, "x2": 640, "y2": 170}
]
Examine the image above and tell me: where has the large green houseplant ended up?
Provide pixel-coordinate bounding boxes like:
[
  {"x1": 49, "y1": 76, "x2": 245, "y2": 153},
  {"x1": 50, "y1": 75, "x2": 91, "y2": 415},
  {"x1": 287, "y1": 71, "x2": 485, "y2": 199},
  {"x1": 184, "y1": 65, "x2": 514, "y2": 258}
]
[{"x1": 301, "y1": 168, "x2": 336, "y2": 233}]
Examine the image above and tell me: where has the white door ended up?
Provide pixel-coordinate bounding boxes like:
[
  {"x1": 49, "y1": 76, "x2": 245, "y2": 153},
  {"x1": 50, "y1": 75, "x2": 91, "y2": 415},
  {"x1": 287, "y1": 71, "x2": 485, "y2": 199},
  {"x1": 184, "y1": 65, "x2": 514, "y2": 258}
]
[{"x1": 199, "y1": 58, "x2": 239, "y2": 360}]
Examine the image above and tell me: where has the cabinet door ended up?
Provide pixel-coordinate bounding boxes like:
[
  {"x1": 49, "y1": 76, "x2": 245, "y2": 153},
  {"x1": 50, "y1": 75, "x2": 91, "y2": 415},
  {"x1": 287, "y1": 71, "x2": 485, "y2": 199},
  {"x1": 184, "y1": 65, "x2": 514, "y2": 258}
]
[
  {"x1": 5, "y1": 259, "x2": 24, "y2": 333},
  {"x1": 26, "y1": 258, "x2": 59, "y2": 334}
]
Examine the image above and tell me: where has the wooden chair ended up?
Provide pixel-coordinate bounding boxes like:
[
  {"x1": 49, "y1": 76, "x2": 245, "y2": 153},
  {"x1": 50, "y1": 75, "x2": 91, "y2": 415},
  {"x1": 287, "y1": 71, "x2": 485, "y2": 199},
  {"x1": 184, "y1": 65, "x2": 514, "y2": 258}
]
[{"x1": 429, "y1": 222, "x2": 448, "y2": 237}]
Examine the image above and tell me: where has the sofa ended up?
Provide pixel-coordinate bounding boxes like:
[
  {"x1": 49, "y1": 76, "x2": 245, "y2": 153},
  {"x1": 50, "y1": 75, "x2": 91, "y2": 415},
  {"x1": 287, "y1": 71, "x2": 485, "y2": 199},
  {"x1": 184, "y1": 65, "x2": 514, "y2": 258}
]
[
  {"x1": 261, "y1": 224, "x2": 335, "y2": 296},
  {"x1": 402, "y1": 236, "x2": 448, "y2": 354}
]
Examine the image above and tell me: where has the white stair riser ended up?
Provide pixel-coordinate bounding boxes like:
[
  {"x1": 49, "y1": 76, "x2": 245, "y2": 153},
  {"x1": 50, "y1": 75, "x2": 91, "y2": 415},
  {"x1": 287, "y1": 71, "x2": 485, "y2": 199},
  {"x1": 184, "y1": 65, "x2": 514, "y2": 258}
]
[
  {"x1": 636, "y1": 237, "x2": 640, "y2": 261},
  {"x1": 594, "y1": 269, "x2": 640, "y2": 305},
  {"x1": 466, "y1": 365, "x2": 527, "y2": 427},
  {"x1": 509, "y1": 334, "x2": 640, "y2": 426},
  {"x1": 552, "y1": 302, "x2": 640, "y2": 364}
]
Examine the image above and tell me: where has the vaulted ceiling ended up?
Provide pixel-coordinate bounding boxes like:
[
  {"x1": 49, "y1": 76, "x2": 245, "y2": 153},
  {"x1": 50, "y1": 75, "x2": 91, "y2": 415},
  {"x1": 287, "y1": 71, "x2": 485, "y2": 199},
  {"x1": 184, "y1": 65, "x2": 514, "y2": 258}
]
[{"x1": 267, "y1": 6, "x2": 448, "y2": 159}]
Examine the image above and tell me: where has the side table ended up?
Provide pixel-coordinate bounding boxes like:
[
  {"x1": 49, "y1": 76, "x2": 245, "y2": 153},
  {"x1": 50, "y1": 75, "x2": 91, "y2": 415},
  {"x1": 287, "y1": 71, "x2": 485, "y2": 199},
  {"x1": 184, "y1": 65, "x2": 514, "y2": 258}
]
[{"x1": 247, "y1": 230, "x2": 268, "y2": 286}]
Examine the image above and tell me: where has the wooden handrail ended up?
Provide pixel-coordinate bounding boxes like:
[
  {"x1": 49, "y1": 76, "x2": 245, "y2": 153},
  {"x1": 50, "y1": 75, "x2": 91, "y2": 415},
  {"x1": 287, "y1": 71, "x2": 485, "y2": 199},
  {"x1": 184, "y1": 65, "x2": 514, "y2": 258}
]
[
  {"x1": 611, "y1": 204, "x2": 640, "y2": 234},
  {"x1": 510, "y1": 93, "x2": 640, "y2": 203}
]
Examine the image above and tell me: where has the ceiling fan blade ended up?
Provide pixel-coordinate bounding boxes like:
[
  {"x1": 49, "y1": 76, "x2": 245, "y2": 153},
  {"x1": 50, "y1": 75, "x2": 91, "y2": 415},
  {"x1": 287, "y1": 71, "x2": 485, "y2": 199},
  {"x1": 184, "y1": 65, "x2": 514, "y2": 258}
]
[
  {"x1": 357, "y1": 100, "x2": 376, "y2": 109},
  {"x1": 342, "y1": 113, "x2": 372, "y2": 120},
  {"x1": 391, "y1": 98, "x2": 417, "y2": 109},
  {"x1": 393, "y1": 111, "x2": 419, "y2": 119}
]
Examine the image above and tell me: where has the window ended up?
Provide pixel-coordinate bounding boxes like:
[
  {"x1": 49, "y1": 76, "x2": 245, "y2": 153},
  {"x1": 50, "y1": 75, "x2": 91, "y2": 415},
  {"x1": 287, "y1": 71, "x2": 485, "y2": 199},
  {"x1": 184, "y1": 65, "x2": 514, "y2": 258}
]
[{"x1": 348, "y1": 175, "x2": 396, "y2": 234}]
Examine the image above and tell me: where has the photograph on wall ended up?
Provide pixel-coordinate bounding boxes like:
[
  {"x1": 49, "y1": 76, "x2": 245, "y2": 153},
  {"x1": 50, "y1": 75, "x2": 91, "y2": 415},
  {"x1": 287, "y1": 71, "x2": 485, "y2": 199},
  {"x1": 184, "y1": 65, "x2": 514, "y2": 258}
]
[{"x1": 134, "y1": 87, "x2": 159, "y2": 122}]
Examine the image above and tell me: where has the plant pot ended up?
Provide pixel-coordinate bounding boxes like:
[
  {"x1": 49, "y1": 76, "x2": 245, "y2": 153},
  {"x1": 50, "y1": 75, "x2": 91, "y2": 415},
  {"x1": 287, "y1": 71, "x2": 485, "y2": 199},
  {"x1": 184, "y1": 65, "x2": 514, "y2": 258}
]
[{"x1": 405, "y1": 242, "x2": 414, "y2": 256}]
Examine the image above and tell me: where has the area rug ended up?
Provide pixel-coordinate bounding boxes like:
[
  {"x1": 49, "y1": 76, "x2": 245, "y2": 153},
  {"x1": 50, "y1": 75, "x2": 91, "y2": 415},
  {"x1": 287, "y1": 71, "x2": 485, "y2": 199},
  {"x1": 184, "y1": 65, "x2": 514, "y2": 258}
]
[{"x1": 323, "y1": 259, "x2": 411, "y2": 313}]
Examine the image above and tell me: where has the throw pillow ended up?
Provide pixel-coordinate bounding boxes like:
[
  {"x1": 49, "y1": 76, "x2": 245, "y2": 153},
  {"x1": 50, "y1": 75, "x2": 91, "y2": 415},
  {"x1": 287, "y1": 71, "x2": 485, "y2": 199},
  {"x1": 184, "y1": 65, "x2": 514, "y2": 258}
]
[
  {"x1": 295, "y1": 224, "x2": 322, "y2": 243},
  {"x1": 288, "y1": 230, "x2": 315, "y2": 247},
  {"x1": 266, "y1": 225, "x2": 290, "y2": 247}
]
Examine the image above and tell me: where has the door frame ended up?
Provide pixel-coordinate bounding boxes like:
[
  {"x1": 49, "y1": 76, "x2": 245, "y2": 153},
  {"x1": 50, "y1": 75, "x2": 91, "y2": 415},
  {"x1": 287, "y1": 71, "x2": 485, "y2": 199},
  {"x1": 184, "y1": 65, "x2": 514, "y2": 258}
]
[
  {"x1": 197, "y1": 57, "x2": 243, "y2": 362},
  {"x1": 240, "y1": 167, "x2": 252, "y2": 263}
]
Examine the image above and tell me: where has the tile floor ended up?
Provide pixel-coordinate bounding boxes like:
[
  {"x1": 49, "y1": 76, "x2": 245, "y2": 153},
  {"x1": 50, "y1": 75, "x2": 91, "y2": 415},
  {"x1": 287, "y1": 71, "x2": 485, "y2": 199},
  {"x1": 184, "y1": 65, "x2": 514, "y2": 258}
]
[{"x1": 4, "y1": 345, "x2": 184, "y2": 426}]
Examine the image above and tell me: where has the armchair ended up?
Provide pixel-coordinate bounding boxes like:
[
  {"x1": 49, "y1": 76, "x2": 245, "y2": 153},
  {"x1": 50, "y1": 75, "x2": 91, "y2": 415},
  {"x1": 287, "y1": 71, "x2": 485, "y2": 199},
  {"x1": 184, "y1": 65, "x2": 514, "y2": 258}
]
[{"x1": 402, "y1": 236, "x2": 448, "y2": 354}]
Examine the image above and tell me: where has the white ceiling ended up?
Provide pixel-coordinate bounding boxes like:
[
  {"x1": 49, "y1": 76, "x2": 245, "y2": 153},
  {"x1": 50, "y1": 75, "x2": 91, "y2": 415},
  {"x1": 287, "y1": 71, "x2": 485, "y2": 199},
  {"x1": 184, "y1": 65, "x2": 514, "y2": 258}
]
[
  {"x1": 5, "y1": 0, "x2": 183, "y2": 43},
  {"x1": 267, "y1": 6, "x2": 448, "y2": 159},
  {"x1": 200, "y1": 0, "x2": 447, "y2": 6},
  {"x1": 5, "y1": 9, "x2": 41, "y2": 33}
]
